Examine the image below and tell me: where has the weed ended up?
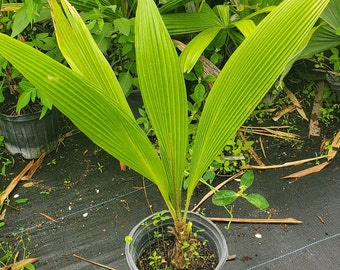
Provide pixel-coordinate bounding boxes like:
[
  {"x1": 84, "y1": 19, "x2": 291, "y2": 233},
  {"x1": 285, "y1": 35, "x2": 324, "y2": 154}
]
[
  {"x1": 0, "y1": 228, "x2": 35, "y2": 269},
  {"x1": 97, "y1": 162, "x2": 104, "y2": 173},
  {"x1": 202, "y1": 170, "x2": 269, "y2": 229},
  {"x1": 47, "y1": 159, "x2": 57, "y2": 166}
]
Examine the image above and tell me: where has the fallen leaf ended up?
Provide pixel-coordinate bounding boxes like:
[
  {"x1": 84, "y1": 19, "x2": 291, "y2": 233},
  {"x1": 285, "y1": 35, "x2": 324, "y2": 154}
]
[
  {"x1": 283, "y1": 161, "x2": 329, "y2": 179},
  {"x1": 272, "y1": 105, "x2": 296, "y2": 121},
  {"x1": 39, "y1": 212, "x2": 57, "y2": 223},
  {"x1": 22, "y1": 182, "x2": 35, "y2": 188},
  {"x1": 284, "y1": 86, "x2": 308, "y2": 121},
  {"x1": 1, "y1": 257, "x2": 39, "y2": 270},
  {"x1": 328, "y1": 130, "x2": 340, "y2": 161},
  {"x1": 119, "y1": 161, "x2": 126, "y2": 171}
]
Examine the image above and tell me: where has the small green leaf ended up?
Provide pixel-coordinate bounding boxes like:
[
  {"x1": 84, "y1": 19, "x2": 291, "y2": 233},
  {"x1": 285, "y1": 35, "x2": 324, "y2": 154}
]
[
  {"x1": 0, "y1": 221, "x2": 5, "y2": 227},
  {"x1": 212, "y1": 190, "x2": 238, "y2": 206},
  {"x1": 240, "y1": 170, "x2": 254, "y2": 188},
  {"x1": 24, "y1": 263, "x2": 35, "y2": 270},
  {"x1": 202, "y1": 170, "x2": 215, "y2": 184},
  {"x1": 244, "y1": 193, "x2": 269, "y2": 210},
  {"x1": 15, "y1": 198, "x2": 29, "y2": 204},
  {"x1": 11, "y1": 7, "x2": 30, "y2": 37},
  {"x1": 210, "y1": 53, "x2": 221, "y2": 64},
  {"x1": 194, "y1": 61, "x2": 204, "y2": 78},
  {"x1": 114, "y1": 18, "x2": 131, "y2": 36},
  {"x1": 119, "y1": 71, "x2": 133, "y2": 96},
  {"x1": 184, "y1": 72, "x2": 197, "y2": 81},
  {"x1": 204, "y1": 75, "x2": 216, "y2": 83},
  {"x1": 16, "y1": 92, "x2": 32, "y2": 112},
  {"x1": 125, "y1": 235, "x2": 133, "y2": 243},
  {"x1": 190, "y1": 83, "x2": 206, "y2": 103}
]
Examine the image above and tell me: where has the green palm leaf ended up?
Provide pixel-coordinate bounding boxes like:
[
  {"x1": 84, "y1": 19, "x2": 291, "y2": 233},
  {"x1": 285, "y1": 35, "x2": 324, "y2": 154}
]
[
  {"x1": 135, "y1": 0, "x2": 188, "y2": 218},
  {"x1": 185, "y1": 0, "x2": 330, "y2": 210}
]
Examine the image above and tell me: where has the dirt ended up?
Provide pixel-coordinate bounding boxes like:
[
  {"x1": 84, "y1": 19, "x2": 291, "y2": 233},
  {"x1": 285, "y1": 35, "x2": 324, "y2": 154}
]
[{"x1": 137, "y1": 235, "x2": 218, "y2": 270}]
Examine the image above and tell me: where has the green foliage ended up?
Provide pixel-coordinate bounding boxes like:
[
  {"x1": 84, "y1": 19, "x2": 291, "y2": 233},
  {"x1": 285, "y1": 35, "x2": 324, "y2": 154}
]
[
  {"x1": 0, "y1": 228, "x2": 35, "y2": 269},
  {"x1": 212, "y1": 170, "x2": 269, "y2": 210},
  {"x1": 148, "y1": 250, "x2": 163, "y2": 269}
]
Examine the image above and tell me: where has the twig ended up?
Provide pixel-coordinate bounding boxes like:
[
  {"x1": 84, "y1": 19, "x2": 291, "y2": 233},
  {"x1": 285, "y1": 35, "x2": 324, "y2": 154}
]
[
  {"x1": 238, "y1": 131, "x2": 265, "y2": 166},
  {"x1": 73, "y1": 254, "x2": 115, "y2": 270},
  {"x1": 39, "y1": 212, "x2": 58, "y2": 223},
  {"x1": 208, "y1": 217, "x2": 302, "y2": 224},
  {"x1": 0, "y1": 160, "x2": 34, "y2": 205},
  {"x1": 243, "y1": 155, "x2": 330, "y2": 170},
  {"x1": 191, "y1": 171, "x2": 245, "y2": 212}
]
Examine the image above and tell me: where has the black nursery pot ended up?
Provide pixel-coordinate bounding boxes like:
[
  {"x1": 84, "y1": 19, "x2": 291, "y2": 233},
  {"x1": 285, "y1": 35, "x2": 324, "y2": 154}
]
[
  {"x1": 0, "y1": 108, "x2": 59, "y2": 159},
  {"x1": 125, "y1": 211, "x2": 229, "y2": 270}
]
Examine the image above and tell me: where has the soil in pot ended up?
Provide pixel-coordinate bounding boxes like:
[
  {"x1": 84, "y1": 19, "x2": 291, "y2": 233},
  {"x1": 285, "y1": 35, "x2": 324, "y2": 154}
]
[{"x1": 137, "y1": 234, "x2": 218, "y2": 270}]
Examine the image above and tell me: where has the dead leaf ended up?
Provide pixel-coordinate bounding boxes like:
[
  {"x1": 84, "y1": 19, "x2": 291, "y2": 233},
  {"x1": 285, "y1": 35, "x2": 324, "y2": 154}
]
[
  {"x1": 317, "y1": 215, "x2": 325, "y2": 224},
  {"x1": 0, "y1": 208, "x2": 6, "y2": 221},
  {"x1": 240, "y1": 126, "x2": 300, "y2": 141},
  {"x1": 22, "y1": 182, "x2": 35, "y2": 188},
  {"x1": 21, "y1": 153, "x2": 46, "y2": 181},
  {"x1": 283, "y1": 161, "x2": 329, "y2": 179},
  {"x1": 119, "y1": 161, "x2": 126, "y2": 171},
  {"x1": 39, "y1": 212, "x2": 57, "y2": 223},
  {"x1": 284, "y1": 87, "x2": 308, "y2": 121},
  {"x1": 272, "y1": 105, "x2": 296, "y2": 121},
  {"x1": 328, "y1": 130, "x2": 340, "y2": 160},
  {"x1": 0, "y1": 257, "x2": 39, "y2": 270}
]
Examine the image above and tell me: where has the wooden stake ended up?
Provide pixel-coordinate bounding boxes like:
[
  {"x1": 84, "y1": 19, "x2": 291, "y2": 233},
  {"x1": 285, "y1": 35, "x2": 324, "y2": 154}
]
[
  {"x1": 209, "y1": 217, "x2": 302, "y2": 224},
  {"x1": 73, "y1": 254, "x2": 116, "y2": 270}
]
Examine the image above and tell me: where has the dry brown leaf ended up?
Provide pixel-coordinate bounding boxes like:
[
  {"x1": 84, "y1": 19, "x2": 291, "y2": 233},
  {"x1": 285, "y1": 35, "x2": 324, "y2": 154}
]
[
  {"x1": 328, "y1": 130, "x2": 340, "y2": 160},
  {"x1": 22, "y1": 182, "x2": 35, "y2": 188},
  {"x1": 119, "y1": 161, "x2": 126, "y2": 171},
  {"x1": 259, "y1": 136, "x2": 267, "y2": 158},
  {"x1": 240, "y1": 126, "x2": 300, "y2": 141},
  {"x1": 39, "y1": 212, "x2": 57, "y2": 223},
  {"x1": 0, "y1": 208, "x2": 6, "y2": 221},
  {"x1": 21, "y1": 153, "x2": 46, "y2": 181},
  {"x1": 284, "y1": 86, "x2": 308, "y2": 121},
  {"x1": 272, "y1": 105, "x2": 296, "y2": 121},
  {"x1": 0, "y1": 257, "x2": 39, "y2": 270},
  {"x1": 283, "y1": 161, "x2": 329, "y2": 179}
]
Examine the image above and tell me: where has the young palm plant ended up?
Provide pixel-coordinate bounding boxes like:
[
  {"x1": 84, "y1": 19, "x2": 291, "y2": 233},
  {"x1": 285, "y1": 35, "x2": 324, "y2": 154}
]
[{"x1": 0, "y1": 0, "x2": 329, "y2": 268}]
